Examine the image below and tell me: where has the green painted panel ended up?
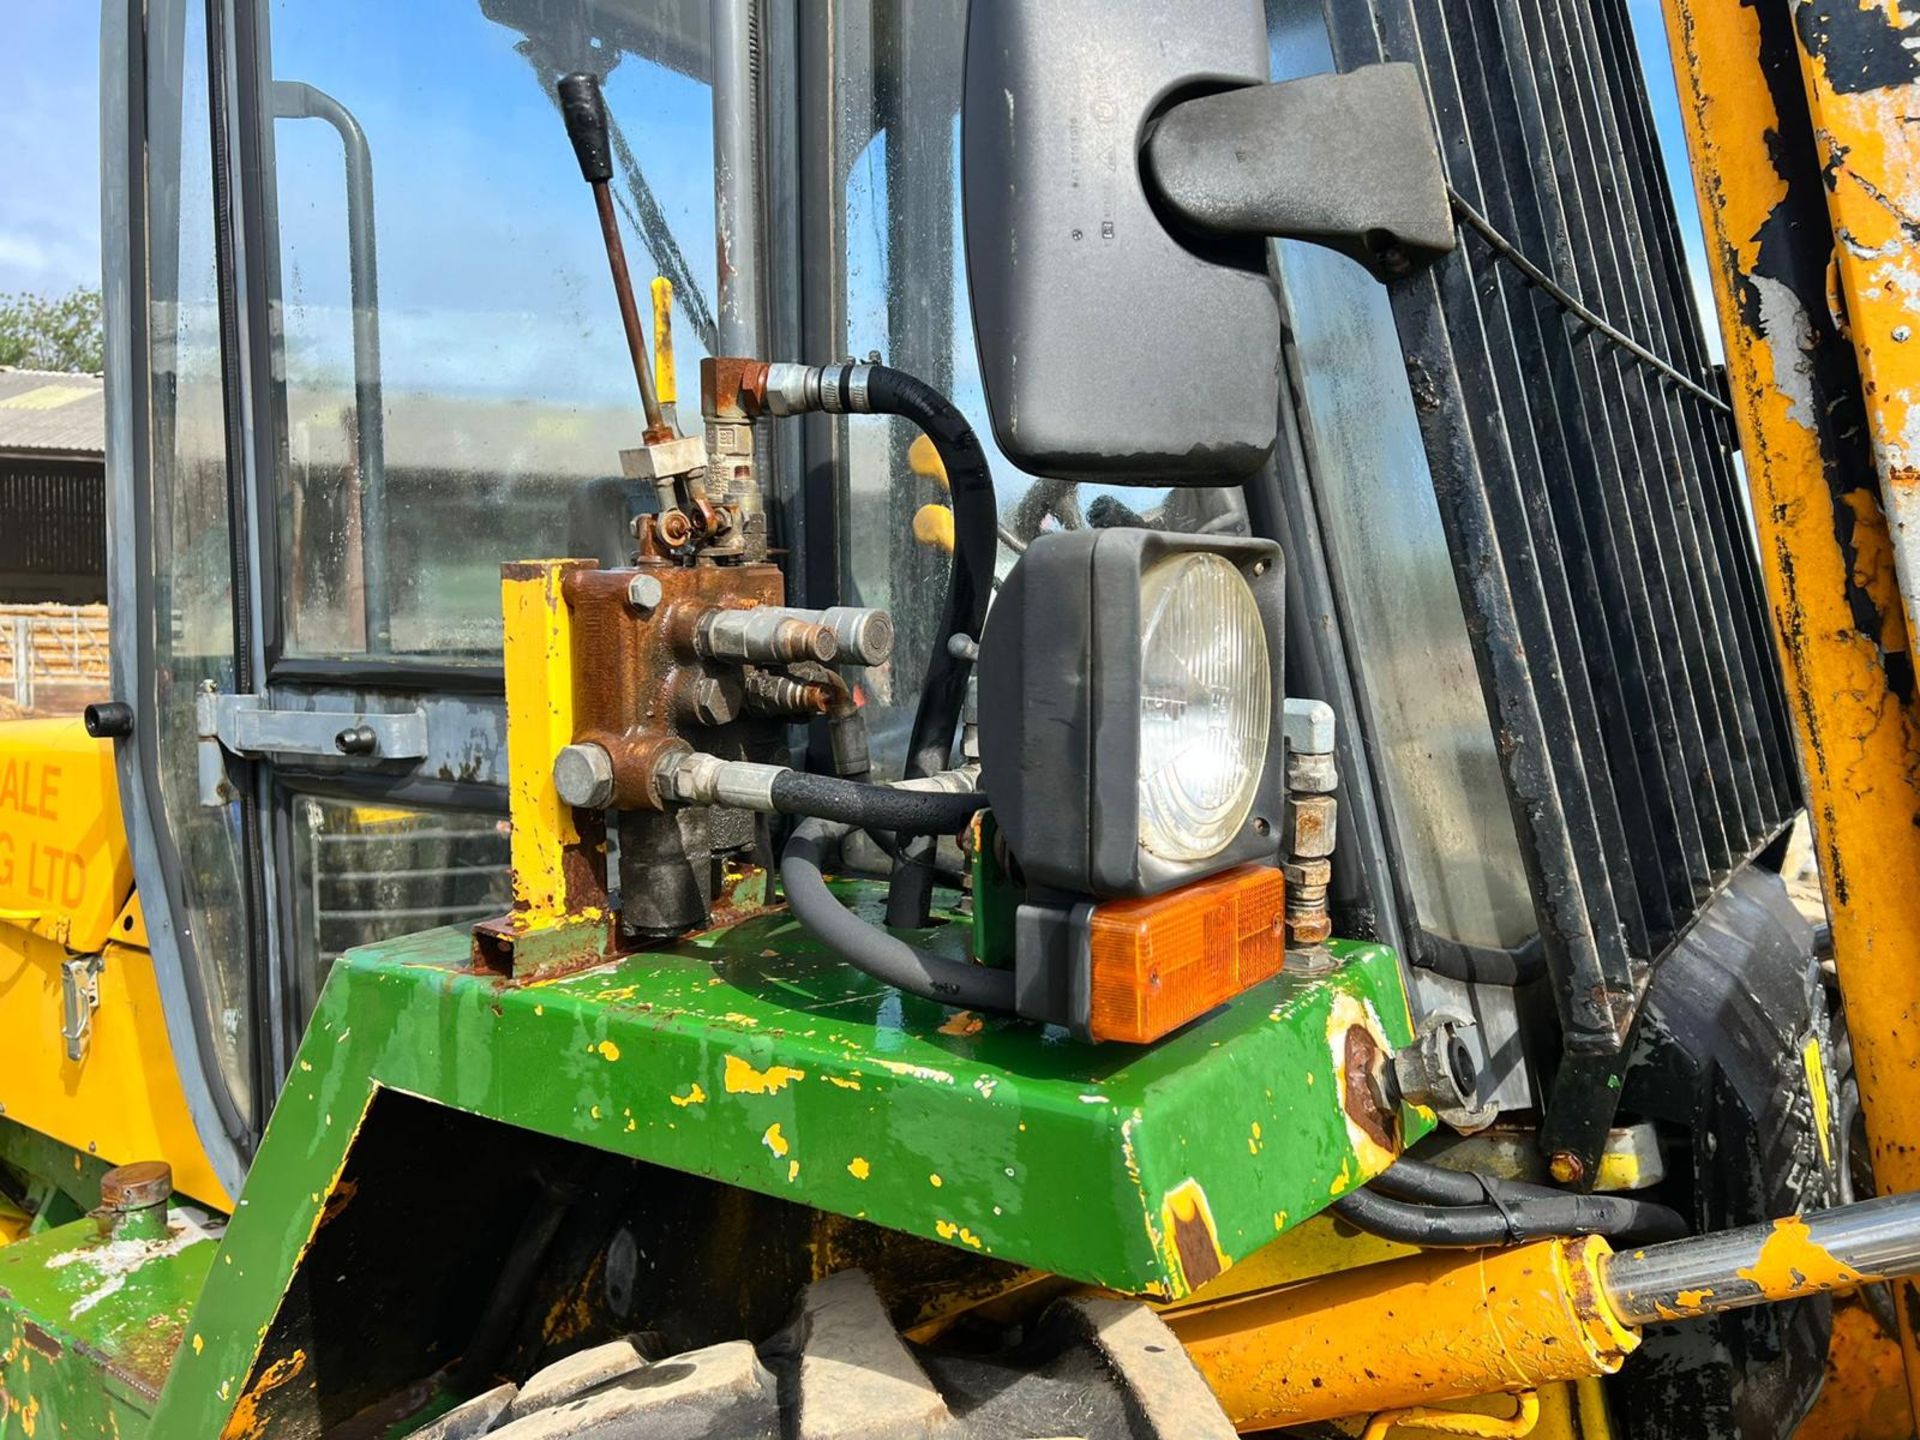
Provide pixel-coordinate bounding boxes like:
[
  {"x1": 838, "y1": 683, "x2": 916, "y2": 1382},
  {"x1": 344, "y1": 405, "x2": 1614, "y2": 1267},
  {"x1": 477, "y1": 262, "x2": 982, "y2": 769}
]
[
  {"x1": 0, "y1": 1209, "x2": 219, "y2": 1437},
  {"x1": 153, "y1": 886, "x2": 1422, "y2": 1435}
]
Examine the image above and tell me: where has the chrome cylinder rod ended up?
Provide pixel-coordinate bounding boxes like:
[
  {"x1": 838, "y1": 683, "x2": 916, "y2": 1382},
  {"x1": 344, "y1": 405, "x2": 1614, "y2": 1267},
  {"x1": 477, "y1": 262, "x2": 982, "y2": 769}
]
[{"x1": 1603, "y1": 1191, "x2": 1920, "y2": 1325}]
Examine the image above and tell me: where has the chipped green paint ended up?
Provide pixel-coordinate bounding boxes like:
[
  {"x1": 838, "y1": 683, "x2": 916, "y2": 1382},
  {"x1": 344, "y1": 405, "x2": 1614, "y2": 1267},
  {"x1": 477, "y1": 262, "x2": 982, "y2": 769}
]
[
  {"x1": 134, "y1": 885, "x2": 1418, "y2": 1436},
  {"x1": 0, "y1": 1207, "x2": 220, "y2": 1437}
]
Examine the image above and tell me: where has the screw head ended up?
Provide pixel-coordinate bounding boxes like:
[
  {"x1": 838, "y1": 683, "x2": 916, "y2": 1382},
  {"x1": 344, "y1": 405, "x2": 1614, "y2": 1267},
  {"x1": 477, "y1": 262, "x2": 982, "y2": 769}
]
[
  {"x1": 553, "y1": 743, "x2": 616, "y2": 808},
  {"x1": 627, "y1": 572, "x2": 665, "y2": 613}
]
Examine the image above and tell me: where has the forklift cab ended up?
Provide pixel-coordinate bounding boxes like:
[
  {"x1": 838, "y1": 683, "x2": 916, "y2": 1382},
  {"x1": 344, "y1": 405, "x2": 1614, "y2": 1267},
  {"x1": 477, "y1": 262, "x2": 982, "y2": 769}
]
[{"x1": 97, "y1": 0, "x2": 1835, "y2": 1434}]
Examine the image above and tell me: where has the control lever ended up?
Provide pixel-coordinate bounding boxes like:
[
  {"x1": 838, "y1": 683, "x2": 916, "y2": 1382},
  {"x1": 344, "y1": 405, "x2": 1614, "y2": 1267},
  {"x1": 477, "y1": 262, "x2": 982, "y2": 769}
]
[{"x1": 558, "y1": 72, "x2": 669, "y2": 439}]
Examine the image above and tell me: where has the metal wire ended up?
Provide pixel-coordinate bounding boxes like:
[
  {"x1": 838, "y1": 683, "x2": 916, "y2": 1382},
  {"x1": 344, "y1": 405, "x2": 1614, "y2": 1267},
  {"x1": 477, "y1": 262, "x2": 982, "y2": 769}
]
[{"x1": 1449, "y1": 187, "x2": 1732, "y2": 415}]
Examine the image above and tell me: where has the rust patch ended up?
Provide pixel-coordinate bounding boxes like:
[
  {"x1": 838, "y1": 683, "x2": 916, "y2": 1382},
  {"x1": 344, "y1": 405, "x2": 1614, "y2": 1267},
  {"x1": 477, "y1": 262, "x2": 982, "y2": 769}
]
[{"x1": 1342, "y1": 1025, "x2": 1397, "y2": 1151}]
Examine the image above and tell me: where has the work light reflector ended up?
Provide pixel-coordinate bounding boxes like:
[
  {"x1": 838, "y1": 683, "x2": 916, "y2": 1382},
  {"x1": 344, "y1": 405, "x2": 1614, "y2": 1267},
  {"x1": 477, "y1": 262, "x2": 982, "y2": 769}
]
[{"x1": 1137, "y1": 552, "x2": 1272, "y2": 862}]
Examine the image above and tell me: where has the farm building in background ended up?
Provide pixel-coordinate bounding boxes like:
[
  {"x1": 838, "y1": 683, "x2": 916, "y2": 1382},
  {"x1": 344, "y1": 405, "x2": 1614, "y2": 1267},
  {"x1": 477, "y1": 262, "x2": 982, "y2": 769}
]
[{"x1": 0, "y1": 368, "x2": 110, "y2": 716}]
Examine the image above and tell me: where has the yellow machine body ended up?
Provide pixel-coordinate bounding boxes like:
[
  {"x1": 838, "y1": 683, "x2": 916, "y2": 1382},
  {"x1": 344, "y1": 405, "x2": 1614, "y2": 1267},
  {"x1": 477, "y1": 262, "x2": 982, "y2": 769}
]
[{"x1": 0, "y1": 718, "x2": 230, "y2": 1212}]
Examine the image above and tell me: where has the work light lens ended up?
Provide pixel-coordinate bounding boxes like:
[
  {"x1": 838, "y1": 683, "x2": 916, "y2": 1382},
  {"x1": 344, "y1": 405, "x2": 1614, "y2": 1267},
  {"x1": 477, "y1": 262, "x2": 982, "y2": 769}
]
[{"x1": 1137, "y1": 552, "x2": 1270, "y2": 862}]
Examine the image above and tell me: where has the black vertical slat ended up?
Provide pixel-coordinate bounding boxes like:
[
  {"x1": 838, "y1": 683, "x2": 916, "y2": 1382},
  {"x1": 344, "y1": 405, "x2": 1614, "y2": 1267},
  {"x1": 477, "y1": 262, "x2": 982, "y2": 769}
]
[
  {"x1": 1486, "y1": 0, "x2": 1716, "y2": 908},
  {"x1": 1589, "y1": 0, "x2": 1800, "y2": 819},
  {"x1": 1511, "y1": 0, "x2": 1739, "y2": 883},
  {"x1": 1547, "y1": 0, "x2": 1767, "y2": 848},
  {"x1": 1445, "y1": 0, "x2": 1667, "y2": 951},
  {"x1": 1327, "y1": 0, "x2": 1637, "y2": 1052}
]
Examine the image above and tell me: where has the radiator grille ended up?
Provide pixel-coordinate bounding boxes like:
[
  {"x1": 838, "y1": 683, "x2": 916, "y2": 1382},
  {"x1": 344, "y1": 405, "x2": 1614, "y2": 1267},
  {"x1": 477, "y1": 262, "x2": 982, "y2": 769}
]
[{"x1": 1323, "y1": 0, "x2": 1801, "y2": 1157}]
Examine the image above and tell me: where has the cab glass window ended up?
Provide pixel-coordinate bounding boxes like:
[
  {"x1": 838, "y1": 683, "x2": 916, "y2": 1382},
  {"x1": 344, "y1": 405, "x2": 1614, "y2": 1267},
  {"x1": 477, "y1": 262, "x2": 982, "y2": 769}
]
[{"x1": 255, "y1": 1, "x2": 718, "y2": 658}]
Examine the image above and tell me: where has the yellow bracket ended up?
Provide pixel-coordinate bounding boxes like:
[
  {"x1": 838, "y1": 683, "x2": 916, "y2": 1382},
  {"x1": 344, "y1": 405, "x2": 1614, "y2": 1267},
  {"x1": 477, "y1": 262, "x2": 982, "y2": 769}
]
[
  {"x1": 1363, "y1": 1392, "x2": 1542, "y2": 1440},
  {"x1": 475, "y1": 559, "x2": 614, "y2": 978}
]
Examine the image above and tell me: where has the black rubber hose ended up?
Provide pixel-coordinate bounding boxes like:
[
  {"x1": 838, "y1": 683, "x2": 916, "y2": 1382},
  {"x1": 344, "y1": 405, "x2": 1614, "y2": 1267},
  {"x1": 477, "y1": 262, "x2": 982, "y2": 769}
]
[
  {"x1": 1332, "y1": 1181, "x2": 1689, "y2": 1247},
  {"x1": 1411, "y1": 933, "x2": 1546, "y2": 987},
  {"x1": 1369, "y1": 1155, "x2": 1561, "y2": 1206},
  {"x1": 858, "y1": 365, "x2": 997, "y2": 929},
  {"x1": 781, "y1": 819, "x2": 1017, "y2": 1012},
  {"x1": 767, "y1": 770, "x2": 984, "y2": 834}
]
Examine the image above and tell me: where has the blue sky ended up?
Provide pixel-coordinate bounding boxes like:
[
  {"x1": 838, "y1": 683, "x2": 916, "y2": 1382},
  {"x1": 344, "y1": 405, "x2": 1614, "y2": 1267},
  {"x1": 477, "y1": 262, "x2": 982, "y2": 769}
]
[{"x1": 0, "y1": 0, "x2": 1716, "y2": 356}]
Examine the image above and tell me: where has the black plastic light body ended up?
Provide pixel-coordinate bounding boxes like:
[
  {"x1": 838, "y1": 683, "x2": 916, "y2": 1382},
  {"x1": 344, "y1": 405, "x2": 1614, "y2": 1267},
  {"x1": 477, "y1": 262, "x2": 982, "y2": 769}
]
[{"x1": 976, "y1": 529, "x2": 1286, "y2": 900}]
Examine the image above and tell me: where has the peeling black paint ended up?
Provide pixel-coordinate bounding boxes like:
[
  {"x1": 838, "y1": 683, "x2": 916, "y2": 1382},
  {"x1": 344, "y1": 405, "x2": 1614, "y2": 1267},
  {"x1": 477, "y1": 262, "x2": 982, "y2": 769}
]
[{"x1": 1794, "y1": 0, "x2": 1920, "y2": 95}]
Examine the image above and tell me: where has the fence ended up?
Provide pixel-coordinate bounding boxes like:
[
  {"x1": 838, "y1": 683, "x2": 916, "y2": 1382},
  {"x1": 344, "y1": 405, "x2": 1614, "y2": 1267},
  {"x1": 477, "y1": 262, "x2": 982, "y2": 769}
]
[{"x1": 0, "y1": 603, "x2": 111, "y2": 717}]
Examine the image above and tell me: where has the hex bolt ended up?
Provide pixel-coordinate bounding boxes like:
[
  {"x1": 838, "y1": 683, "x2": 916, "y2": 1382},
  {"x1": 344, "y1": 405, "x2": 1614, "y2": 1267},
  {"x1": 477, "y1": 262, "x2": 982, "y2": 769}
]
[
  {"x1": 1549, "y1": 1150, "x2": 1586, "y2": 1186},
  {"x1": 553, "y1": 742, "x2": 616, "y2": 809},
  {"x1": 687, "y1": 675, "x2": 743, "y2": 727},
  {"x1": 627, "y1": 572, "x2": 665, "y2": 614}
]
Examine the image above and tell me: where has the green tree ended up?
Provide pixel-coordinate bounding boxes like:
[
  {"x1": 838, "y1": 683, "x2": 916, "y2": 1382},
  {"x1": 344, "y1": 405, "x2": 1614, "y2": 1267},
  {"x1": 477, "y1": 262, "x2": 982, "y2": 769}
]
[{"x1": 0, "y1": 287, "x2": 104, "y2": 374}]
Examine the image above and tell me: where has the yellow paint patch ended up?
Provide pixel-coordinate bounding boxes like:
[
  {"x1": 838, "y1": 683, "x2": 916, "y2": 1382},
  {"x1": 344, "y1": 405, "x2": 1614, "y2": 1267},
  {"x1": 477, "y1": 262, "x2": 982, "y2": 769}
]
[
  {"x1": 595, "y1": 1039, "x2": 621, "y2": 1062},
  {"x1": 1676, "y1": 1288, "x2": 1716, "y2": 1310},
  {"x1": 669, "y1": 1083, "x2": 707, "y2": 1108},
  {"x1": 763, "y1": 1123, "x2": 790, "y2": 1157},
  {"x1": 938, "y1": 1010, "x2": 984, "y2": 1036},
  {"x1": 723, "y1": 1011, "x2": 760, "y2": 1027},
  {"x1": 788, "y1": 1159, "x2": 800, "y2": 1182},
  {"x1": 1738, "y1": 1216, "x2": 1865, "y2": 1297},
  {"x1": 193, "y1": 1334, "x2": 204, "y2": 1355},
  {"x1": 848, "y1": 1157, "x2": 871, "y2": 1180},
  {"x1": 930, "y1": 1173, "x2": 943, "y2": 1188},
  {"x1": 825, "y1": 1075, "x2": 863, "y2": 1091},
  {"x1": 724, "y1": 1054, "x2": 807, "y2": 1095},
  {"x1": 935, "y1": 1219, "x2": 984, "y2": 1249},
  {"x1": 1802, "y1": 1038, "x2": 1834, "y2": 1172}
]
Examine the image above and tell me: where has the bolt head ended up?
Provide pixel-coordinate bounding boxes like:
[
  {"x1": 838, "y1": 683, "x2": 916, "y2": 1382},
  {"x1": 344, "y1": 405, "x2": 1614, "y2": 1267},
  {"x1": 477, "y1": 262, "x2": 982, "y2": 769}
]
[
  {"x1": 553, "y1": 743, "x2": 616, "y2": 808},
  {"x1": 1548, "y1": 1150, "x2": 1585, "y2": 1185},
  {"x1": 627, "y1": 572, "x2": 665, "y2": 613},
  {"x1": 691, "y1": 676, "x2": 741, "y2": 726}
]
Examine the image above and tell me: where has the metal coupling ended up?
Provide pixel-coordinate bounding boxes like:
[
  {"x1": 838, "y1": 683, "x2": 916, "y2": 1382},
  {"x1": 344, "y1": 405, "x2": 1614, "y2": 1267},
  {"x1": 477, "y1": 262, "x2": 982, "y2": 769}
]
[
  {"x1": 762, "y1": 363, "x2": 824, "y2": 417},
  {"x1": 744, "y1": 671, "x2": 834, "y2": 717},
  {"x1": 1392, "y1": 1015, "x2": 1495, "y2": 1134},
  {"x1": 658, "y1": 751, "x2": 785, "y2": 812},
  {"x1": 697, "y1": 607, "x2": 840, "y2": 665},
  {"x1": 759, "y1": 361, "x2": 876, "y2": 417},
  {"x1": 553, "y1": 742, "x2": 616, "y2": 809},
  {"x1": 818, "y1": 606, "x2": 895, "y2": 666}
]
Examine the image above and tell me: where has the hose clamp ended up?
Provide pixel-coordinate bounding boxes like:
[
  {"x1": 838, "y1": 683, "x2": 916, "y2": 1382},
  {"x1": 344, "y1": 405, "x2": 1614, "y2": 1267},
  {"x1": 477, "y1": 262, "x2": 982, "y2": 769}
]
[
  {"x1": 846, "y1": 364, "x2": 874, "y2": 414},
  {"x1": 819, "y1": 363, "x2": 850, "y2": 413}
]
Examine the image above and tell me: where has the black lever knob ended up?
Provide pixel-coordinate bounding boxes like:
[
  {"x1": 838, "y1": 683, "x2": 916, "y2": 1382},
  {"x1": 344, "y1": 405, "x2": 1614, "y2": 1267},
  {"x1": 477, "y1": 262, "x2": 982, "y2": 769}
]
[{"x1": 558, "y1": 73, "x2": 613, "y2": 185}]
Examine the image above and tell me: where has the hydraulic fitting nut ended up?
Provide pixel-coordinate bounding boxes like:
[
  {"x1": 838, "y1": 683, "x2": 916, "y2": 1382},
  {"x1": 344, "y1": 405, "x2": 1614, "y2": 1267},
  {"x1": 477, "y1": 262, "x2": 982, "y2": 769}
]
[
  {"x1": 698, "y1": 607, "x2": 839, "y2": 665},
  {"x1": 1282, "y1": 857, "x2": 1332, "y2": 888},
  {"x1": 1284, "y1": 794, "x2": 1338, "y2": 859},
  {"x1": 1285, "y1": 749, "x2": 1339, "y2": 795},
  {"x1": 553, "y1": 743, "x2": 616, "y2": 809}
]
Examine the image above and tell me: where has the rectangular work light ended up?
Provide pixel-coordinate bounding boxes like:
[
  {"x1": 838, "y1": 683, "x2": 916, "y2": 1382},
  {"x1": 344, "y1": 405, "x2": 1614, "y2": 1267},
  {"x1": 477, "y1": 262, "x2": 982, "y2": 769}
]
[{"x1": 976, "y1": 530, "x2": 1289, "y2": 1041}]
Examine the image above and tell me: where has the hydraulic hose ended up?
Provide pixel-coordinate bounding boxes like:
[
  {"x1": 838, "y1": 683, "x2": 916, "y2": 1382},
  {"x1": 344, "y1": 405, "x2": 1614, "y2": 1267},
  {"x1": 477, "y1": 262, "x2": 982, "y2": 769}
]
[
  {"x1": 767, "y1": 770, "x2": 985, "y2": 834},
  {"x1": 781, "y1": 818, "x2": 1017, "y2": 1012},
  {"x1": 859, "y1": 366, "x2": 998, "y2": 929},
  {"x1": 1332, "y1": 1176, "x2": 1689, "y2": 1247}
]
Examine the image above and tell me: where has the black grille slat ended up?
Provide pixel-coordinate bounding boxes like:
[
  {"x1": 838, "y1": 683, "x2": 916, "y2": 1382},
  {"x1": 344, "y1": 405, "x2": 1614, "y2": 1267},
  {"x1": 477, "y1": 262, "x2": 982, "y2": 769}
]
[
  {"x1": 1445, "y1": 0, "x2": 1666, "y2": 955},
  {"x1": 1509, "y1": 0, "x2": 1745, "y2": 884},
  {"x1": 1452, "y1": 0, "x2": 1705, "y2": 935},
  {"x1": 1587, "y1": 0, "x2": 1801, "y2": 818},
  {"x1": 1544, "y1": 0, "x2": 1770, "y2": 852}
]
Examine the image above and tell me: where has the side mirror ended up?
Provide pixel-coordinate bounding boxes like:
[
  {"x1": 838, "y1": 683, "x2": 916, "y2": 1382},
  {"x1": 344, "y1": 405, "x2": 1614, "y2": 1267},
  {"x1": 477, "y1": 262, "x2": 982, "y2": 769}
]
[{"x1": 962, "y1": 0, "x2": 1453, "y2": 486}]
